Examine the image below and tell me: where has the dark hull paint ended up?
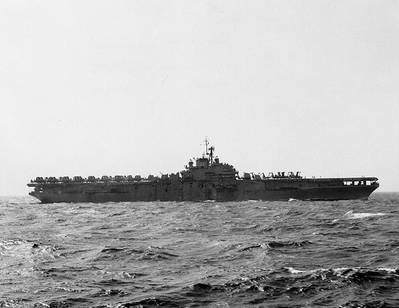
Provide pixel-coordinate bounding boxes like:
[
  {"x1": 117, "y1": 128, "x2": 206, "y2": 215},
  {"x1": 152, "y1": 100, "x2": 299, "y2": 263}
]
[{"x1": 29, "y1": 181, "x2": 379, "y2": 203}]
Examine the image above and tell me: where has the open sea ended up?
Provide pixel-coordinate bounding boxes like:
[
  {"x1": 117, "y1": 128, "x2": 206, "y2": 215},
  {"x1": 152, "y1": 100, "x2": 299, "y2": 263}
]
[{"x1": 0, "y1": 193, "x2": 398, "y2": 307}]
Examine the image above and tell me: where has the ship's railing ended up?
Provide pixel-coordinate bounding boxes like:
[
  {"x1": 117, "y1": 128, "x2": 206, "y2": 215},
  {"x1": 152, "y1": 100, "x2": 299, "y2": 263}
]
[
  {"x1": 301, "y1": 177, "x2": 378, "y2": 185},
  {"x1": 30, "y1": 173, "x2": 187, "y2": 184},
  {"x1": 341, "y1": 178, "x2": 379, "y2": 186},
  {"x1": 238, "y1": 171, "x2": 303, "y2": 180},
  {"x1": 29, "y1": 175, "x2": 171, "y2": 184},
  {"x1": 234, "y1": 173, "x2": 378, "y2": 186}
]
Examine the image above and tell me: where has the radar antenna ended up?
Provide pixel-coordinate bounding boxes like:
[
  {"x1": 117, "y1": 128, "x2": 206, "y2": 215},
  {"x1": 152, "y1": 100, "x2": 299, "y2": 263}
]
[{"x1": 202, "y1": 137, "x2": 215, "y2": 164}]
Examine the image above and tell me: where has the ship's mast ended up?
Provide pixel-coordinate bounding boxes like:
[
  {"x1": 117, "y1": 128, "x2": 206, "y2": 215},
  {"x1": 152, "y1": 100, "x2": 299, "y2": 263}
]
[
  {"x1": 204, "y1": 137, "x2": 209, "y2": 156},
  {"x1": 209, "y1": 146, "x2": 214, "y2": 164},
  {"x1": 203, "y1": 137, "x2": 214, "y2": 164}
]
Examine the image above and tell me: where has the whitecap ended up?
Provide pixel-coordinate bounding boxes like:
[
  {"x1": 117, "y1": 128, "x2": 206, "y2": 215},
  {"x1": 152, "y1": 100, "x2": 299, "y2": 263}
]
[
  {"x1": 332, "y1": 267, "x2": 353, "y2": 275},
  {"x1": 344, "y1": 211, "x2": 386, "y2": 219},
  {"x1": 285, "y1": 267, "x2": 306, "y2": 274},
  {"x1": 284, "y1": 267, "x2": 321, "y2": 274},
  {"x1": 377, "y1": 267, "x2": 398, "y2": 273},
  {"x1": 286, "y1": 267, "x2": 346, "y2": 275}
]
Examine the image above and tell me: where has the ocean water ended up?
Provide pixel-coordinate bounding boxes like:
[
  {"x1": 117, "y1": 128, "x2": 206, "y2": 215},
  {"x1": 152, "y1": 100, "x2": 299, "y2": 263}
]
[{"x1": 0, "y1": 193, "x2": 398, "y2": 308}]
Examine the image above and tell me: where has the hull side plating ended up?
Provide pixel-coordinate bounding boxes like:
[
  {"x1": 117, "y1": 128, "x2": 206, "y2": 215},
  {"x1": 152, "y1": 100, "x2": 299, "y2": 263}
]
[{"x1": 29, "y1": 180, "x2": 379, "y2": 203}]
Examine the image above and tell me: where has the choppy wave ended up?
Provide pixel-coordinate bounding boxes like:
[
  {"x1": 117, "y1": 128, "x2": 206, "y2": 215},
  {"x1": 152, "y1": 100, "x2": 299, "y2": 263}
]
[
  {"x1": 117, "y1": 266, "x2": 399, "y2": 307},
  {"x1": 0, "y1": 193, "x2": 398, "y2": 307},
  {"x1": 239, "y1": 240, "x2": 313, "y2": 252},
  {"x1": 0, "y1": 239, "x2": 60, "y2": 262}
]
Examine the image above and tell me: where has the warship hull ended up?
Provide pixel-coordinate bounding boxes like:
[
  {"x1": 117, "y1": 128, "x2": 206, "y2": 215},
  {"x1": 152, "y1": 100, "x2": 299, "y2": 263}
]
[
  {"x1": 28, "y1": 140, "x2": 379, "y2": 204},
  {"x1": 29, "y1": 179, "x2": 379, "y2": 203}
]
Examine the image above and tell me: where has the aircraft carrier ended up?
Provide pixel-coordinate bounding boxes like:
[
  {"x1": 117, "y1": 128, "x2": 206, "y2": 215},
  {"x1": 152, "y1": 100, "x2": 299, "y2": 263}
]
[{"x1": 28, "y1": 140, "x2": 379, "y2": 203}]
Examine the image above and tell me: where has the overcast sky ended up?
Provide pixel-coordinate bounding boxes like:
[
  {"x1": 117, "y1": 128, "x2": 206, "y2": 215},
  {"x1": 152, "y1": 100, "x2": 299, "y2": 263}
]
[{"x1": 1, "y1": 0, "x2": 398, "y2": 195}]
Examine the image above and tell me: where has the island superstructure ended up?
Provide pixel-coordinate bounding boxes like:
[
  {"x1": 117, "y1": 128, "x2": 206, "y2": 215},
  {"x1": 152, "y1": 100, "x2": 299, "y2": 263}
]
[{"x1": 28, "y1": 140, "x2": 379, "y2": 203}]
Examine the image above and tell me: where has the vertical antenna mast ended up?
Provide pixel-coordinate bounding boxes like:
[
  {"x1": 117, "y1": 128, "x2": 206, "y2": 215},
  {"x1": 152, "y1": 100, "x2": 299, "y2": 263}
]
[
  {"x1": 209, "y1": 146, "x2": 214, "y2": 164},
  {"x1": 203, "y1": 137, "x2": 214, "y2": 164},
  {"x1": 204, "y1": 137, "x2": 209, "y2": 155}
]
